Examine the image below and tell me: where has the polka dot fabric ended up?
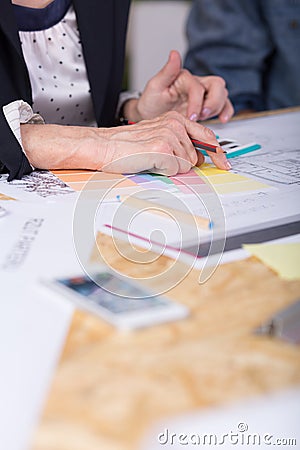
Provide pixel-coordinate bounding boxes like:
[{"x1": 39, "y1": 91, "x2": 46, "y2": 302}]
[{"x1": 19, "y1": 6, "x2": 97, "y2": 127}]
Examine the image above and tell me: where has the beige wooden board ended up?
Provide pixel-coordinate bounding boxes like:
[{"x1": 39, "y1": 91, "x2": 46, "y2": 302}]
[
  {"x1": 0, "y1": 192, "x2": 16, "y2": 201},
  {"x1": 32, "y1": 232, "x2": 300, "y2": 450}
]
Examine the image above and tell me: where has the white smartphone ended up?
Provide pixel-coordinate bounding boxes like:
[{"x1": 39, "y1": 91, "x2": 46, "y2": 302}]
[{"x1": 42, "y1": 271, "x2": 189, "y2": 330}]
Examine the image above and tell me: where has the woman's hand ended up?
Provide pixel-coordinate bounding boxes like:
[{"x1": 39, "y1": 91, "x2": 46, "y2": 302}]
[
  {"x1": 124, "y1": 50, "x2": 234, "y2": 124},
  {"x1": 21, "y1": 112, "x2": 230, "y2": 175},
  {"x1": 101, "y1": 111, "x2": 230, "y2": 174}
]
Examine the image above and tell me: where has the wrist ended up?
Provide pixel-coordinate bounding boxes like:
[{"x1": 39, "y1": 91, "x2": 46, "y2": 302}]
[
  {"x1": 121, "y1": 98, "x2": 143, "y2": 122},
  {"x1": 21, "y1": 124, "x2": 110, "y2": 171}
]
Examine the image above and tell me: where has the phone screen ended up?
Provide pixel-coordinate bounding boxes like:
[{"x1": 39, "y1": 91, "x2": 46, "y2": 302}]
[{"x1": 56, "y1": 273, "x2": 166, "y2": 315}]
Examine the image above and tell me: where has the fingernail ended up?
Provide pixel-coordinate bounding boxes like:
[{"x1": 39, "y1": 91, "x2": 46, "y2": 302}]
[
  {"x1": 189, "y1": 113, "x2": 198, "y2": 121},
  {"x1": 225, "y1": 160, "x2": 232, "y2": 170},
  {"x1": 222, "y1": 114, "x2": 229, "y2": 122},
  {"x1": 201, "y1": 108, "x2": 211, "y2": 119}
]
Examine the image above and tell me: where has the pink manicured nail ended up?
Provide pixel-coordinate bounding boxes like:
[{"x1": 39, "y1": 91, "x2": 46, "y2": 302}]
[
  {"x1": 201, "y1": 108, "x2": 211, "y2": 118},
  {"x1": 225, "y1": 160, "x2": 232, "y2": 170},
  {"x1": 189, "y1": 113, "x2": 198, "y2": 121}
]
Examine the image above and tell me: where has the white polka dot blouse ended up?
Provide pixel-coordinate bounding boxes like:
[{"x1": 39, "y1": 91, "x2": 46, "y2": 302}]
[{"x1": 19, "y1": 5, "x2": 97, "y2": 127}]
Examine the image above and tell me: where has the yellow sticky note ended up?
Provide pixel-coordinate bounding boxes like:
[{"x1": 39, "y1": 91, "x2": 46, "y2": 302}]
[{"x1": 243, "y1": 242, "x2": 300, "y2": 281}]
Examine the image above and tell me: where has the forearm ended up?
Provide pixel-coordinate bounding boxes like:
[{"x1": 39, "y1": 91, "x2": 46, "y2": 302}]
[
  {"x1": 18, "y1": 111, "x2": 230, "y2": 175},
  {"x1": 20, "y1": 124, "x2": 109, "y2": 170}
]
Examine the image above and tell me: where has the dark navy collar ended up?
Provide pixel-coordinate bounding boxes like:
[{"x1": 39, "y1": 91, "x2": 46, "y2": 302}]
[{"x1": 13, "y1": 0, "x2": 72, "y2": 32}]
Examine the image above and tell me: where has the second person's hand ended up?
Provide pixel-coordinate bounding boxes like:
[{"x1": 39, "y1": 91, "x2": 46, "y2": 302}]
[{"x1": 124, "y1": 50, "x2": 234, "y2": 124}]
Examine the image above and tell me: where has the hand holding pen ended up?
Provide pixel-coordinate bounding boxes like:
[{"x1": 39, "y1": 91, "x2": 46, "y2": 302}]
[
  {"x1": 101, "y1": 111, "x2": 230, "y2": 174},
  {"x1": 120, "y1": 116, "x2": 231, "y2": 171}
]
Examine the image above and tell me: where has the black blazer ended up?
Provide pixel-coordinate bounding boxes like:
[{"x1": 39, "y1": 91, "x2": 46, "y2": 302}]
[{"x1": 0, "y1": 0, "x2": 131, "y2": 180}]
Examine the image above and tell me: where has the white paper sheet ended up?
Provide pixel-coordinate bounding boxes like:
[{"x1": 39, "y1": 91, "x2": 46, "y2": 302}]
[
  {"x1": 0, "y1": 202, "x2": 80, "y2": 450},
  {"x1": 0, "y1": 274, "x2": 73, "y2": 450},
  {"x1": 210, "y1": 111, "x2": 300, "y2": 189},
  {"x1": 0, "y1": 170, "x2": 76, "y2": 203}
]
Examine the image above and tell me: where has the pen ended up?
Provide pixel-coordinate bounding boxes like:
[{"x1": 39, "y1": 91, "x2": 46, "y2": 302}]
[{"x1": 121, "y1": 119, "x2": 226, "y2": 155}]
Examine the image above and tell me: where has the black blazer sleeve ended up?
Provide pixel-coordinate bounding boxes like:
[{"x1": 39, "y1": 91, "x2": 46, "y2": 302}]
[
  {"x1": 0, "y1": 0, "x2": 33, "y2": 180},
  {"x1": 0, "y1": 0, "x2": 131, "y2": 180}
]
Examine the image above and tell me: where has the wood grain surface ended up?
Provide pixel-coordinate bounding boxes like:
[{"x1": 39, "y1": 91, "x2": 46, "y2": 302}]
[{"x1": 32, "y1": 231, "x2": 300, "y2": 450}]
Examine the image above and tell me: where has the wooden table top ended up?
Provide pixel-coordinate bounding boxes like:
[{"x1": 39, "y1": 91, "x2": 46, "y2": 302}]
[{"x1": 32, "y1": 229, "x2": 300, "y2": 450}]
